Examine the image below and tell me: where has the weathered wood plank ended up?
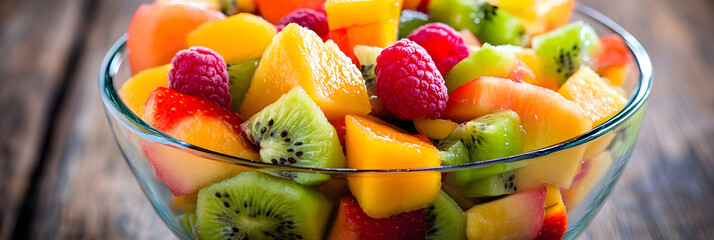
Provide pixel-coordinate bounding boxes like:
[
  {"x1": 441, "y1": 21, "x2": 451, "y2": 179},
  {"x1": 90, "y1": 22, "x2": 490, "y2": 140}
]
[
  {"x1": 580, "y1": 0, "x2": 714, "y2": 239},
  {"x1": 0, "y1": 0, "x2": 86, "y2": 239}
]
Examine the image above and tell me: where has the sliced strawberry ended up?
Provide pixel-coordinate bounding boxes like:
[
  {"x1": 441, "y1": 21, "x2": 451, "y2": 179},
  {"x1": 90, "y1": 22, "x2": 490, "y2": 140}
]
[
  {"x1": 329, "y1": 198, "x2": 427, "y2": 240},
  {"x1": 330, "y1": 119, "x2": 347, "y2": 148},
  {"x1": 536, "y1": 185, "x2": 568, "y2": 240}
]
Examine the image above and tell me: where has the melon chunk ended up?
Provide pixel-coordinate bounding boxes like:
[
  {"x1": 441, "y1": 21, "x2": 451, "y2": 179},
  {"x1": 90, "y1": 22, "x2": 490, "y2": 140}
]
[
  {"x1": 444, "y1": 77, "x2": 592, "y2": 188},
  {"x1": 239, "y1": 23, "x2": 370, "y2": 121},
  {"x1": 345, "y1": 115, "x2": 441, "y2": 218}
]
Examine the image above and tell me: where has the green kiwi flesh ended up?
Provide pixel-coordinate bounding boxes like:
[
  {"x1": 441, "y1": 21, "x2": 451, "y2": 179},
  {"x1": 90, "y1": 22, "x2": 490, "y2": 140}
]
[
  {"x1": 195, "y1": 171, "x2": 332, "y2": 240},
  {"x1": 426, "y1": 191, "x2": 467, "y2": 240},
  {"x1": 438, "y1": 138, "x2": 470, "y2": 166},
  {"x1": 443, "y1": 111, "x2": 525, "y2": 196},
  {"x1": 462, "y1": 171, "x2": 517, "y2": 197},
  {"x1": 227, "y1": 58, "x2": 260, "y2": 111},
  {"x1": 475, "y1": 3, "x2": 528, "y2": 46},
  {"x1": 428, "y1": 0, "x2": 482, "y2": 34},
  {"x1": 532, "y1": 21, "x2": 601, "y2": 86},
  {"x1": 399, "y1": 9, "x2": 430, "y2": 39},
  {"x1": 241, "y1": 86, "x2": 345, "y2": 185},
  {"x1": 444, "y1": 43, "x2": 519, "y2": 93},
  {"x1": 353, "y1": 45, "x2": 382, "y2": 91}
]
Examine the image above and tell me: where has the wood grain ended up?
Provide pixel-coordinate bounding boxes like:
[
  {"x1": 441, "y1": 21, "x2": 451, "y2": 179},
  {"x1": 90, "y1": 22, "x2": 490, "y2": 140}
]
[
  {"x1": 0, "y1": 0, "x2": 713, "y2": 239},
  {"x1": 0, "y1": 0, "x2": 86, "y2": 239}
]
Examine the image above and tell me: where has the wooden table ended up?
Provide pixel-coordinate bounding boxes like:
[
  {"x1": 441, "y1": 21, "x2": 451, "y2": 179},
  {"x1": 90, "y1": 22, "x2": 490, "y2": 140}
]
[{"x1": 1, "y1": 0, "x2": 713, "y2": 239}]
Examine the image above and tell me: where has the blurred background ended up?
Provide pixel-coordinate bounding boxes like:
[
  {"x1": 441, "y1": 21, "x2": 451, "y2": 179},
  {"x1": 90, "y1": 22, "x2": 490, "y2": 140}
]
[{"x1": 0, "y1": 0, "x2": 712, "y2": 239}]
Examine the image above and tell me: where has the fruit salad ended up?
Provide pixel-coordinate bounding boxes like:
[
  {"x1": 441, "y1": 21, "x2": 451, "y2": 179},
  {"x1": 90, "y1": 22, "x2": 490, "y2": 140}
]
[{"x1": 118, "y1": 0, "x2": 635, "y2": 239}]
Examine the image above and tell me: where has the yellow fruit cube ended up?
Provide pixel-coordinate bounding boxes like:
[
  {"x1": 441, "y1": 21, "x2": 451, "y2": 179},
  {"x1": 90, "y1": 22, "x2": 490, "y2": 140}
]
[
  {"x1": 187, "y1": 13, "x2": 276, "y2": 64},
  {"x1": 558, "y1": 67, "x2": 627, "y2": 127},
  {"x1": 325, "y1": 0, "x2": 401, "y2": 30}
]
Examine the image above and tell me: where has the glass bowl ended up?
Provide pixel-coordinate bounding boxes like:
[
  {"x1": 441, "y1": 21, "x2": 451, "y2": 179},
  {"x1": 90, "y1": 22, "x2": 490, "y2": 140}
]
[{"x1": 100, "y1": 3, "x2": 651, "y2": 240}]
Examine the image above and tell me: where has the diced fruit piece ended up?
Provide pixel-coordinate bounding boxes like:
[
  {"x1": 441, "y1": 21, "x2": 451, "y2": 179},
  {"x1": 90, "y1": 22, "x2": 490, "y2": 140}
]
[
  {"x1": 330, "y1": 119, "x2": 347, "y2": 147},
  {"x1": 119, "y1": 64, "x2": 171, "y2": 116},
  {"x1": 462, "y1": 171, "x2": 517, "y2": 197},
  {"x1": 328, "y1": 198, "x2": 426, "y2": 240},
  {"x1": 497, "y1": 45, "x2": 556, "y2": 90},
  {"x1": 375, "y1": 39, "x2": 448, "y2": 120},
  {"x1": 596, "y1": 35, "x2": 632, "y2": 68},
  {"x1": 414, "y1": 118, "x2": 459, "y2": 140},
  {"x1": 326, "y1": 0, "x2": 401, "y2": 63},
  {"x1": 195, "y1": 171, "x2": 332, "y2": 240},
  {"x1": 408, "y1": 23, "x2": 470, "y2": 76},
  {"x1": 444, "y1": 77, "x2": 592, "y2": 188},
  {"x1": 402, "y1": 0, "x2": 422, "y2": 9},
  {"x1": 413, "y1": 134, "x2": 433, "y2": 144},
  {"x1": 439, "y1": 111, "x2": 524, "y2": 197},
  {"x1": 426, "y1": 191, "x2": 467, "y2": 240},
  {"x1": 536, "y1": 185, "x2": 568, "y2": 240},
  {"x1": 465, "y1": 186, "x2": 546, "y2": 240},
  {"x1": 253, "y1": 0, "x2": 325, "y2": 24},
  {"x1": 171, "y1": 192, "x2": 199, "y2": 213},
  {"x1": 325, "y1": 0, "x2": 401, "y2": 30},
  {"x1": 227, "y1": 58, "x2": 259, "y2": 111},
  {"x1": 562, "y1": 151, "x2": 613, "y2": 209},
  {"x1": 445, "y1": 43, "x2": 535, "y2": 93},
  {"x1": 438, "y1": 138, "x2": 470, "y2": 166},
  {"x1": 276, "y1": 8, "x2": 330, "y2": 41},
  {"x1": 476, "y1": 2, "x2": 528, "y2": 46},
  {"x1": 399, "y1": 9, "x2": 430, "y2": 39},
  {"x1": 353, "y1": 45, "x2": 382, "y2": 90},
  {"x1": 218, "y1": 0, "x2": 238, "y2": 15},
  {"x1": 187, "y1": 13, "x2": 276, "y2": 65},
  {"x1": 241, "y1": 87, "x2": 345, "y2": 185},
  {"x1": 239, "y1": 24, "x2": 371, "y2": 121},
  {"x1": 428, "y1": 0, "x2": 481, "y2": 35},
  {"x1": 490, "y1": 0, "x2": 575, "y2": 35},
  {"x1": 598, "y1": 63, "x2": 630, "y2": 87},
  {"x1": 345, "y1": 115, "x2": 441, "y2": 218},
  {"x1": 169, "y1": 46, "x2": 232, "y2": 110},
  {"x1": 128, "y1": 3, "x2": 224, "y2": 74},
  {"x1": 237, "y1": 0, "x2": 256, "y2": 13},
  {"x1": 558, "y1": 67, "x2": 627, "y2": 127},
  {"x1": 532, "y1": 21, "x2": 601, "y2": 87},
  {"x1": 141, "y1": 87, "x2": 258, "y2": 195}
]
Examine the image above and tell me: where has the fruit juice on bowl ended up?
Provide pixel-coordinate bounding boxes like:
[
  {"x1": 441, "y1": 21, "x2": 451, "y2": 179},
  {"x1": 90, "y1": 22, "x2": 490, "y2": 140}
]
[{"x1": 100, "y1": 0, "x2": 651, "y2": 239}]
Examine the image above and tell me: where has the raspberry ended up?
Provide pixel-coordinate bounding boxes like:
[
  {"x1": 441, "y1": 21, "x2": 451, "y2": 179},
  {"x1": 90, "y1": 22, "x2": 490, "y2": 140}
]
[
  {"x1": 276, "y1": 8, "x2": 329, "y2": 41},
  {"x1": 407, "y1": 22, "x2": 469, "y2": 76},
  {"x1": 375, "y1": 39, "x2": 448, "y2": 120},
  {"x1": 168, "y1": 46, "x2": 232, "y2": 110}
]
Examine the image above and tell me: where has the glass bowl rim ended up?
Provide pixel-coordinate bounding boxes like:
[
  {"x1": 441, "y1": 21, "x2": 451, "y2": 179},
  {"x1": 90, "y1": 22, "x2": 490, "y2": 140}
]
[{"x1": 99, "y1": 3, "x2": 652, "y2": 174}]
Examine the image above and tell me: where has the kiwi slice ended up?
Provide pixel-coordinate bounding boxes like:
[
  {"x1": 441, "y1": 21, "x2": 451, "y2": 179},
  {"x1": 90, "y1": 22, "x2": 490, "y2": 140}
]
[
  {"x1": 532, "y1": 21, "x2": 601, "y2": 86},
  {"x1": 426, "y1": 191, "x2": 467, "y2": 240},
  {"x1": 227, "y1": 58, "x2": 260, "y2": 111},
  {"x1": 178, "y1": 213, "x2": 197, "y2": 237},
  {"x1": 241, "y1": 86, "x2": 345, "y2": 186},
  {"x1": 195, "y1": 171, "x2": 332, "y2": 240},
  {"x1": 475, "y1": 3, "x2": 528, "y2": 46},
  {"x1": 462, "y1": 171, "x2": 517, "y2": 197},
  {"x1": 399, "y1": 9, "x2": 430, "y2": 39},
  {"x1": 437, "y1": 138, "x2": 470, "y2": 166},
  {"x1": 353, "y1": 45, "x2": 382, "y2": 91},
  {"x1": 442, "y1": 111, "x2": 525, "y2": 196}
]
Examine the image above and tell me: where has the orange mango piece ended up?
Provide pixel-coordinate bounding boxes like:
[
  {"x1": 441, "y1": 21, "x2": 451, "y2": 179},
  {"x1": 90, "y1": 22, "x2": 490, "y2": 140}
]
[
  {"x1": 187, "y1": 13, "x2": 276, "y2": 64},
  {"x1": 239, "y1": 24, "x2": 371, "y2": 121},
  {"x1": 118, "y1": 64, "x2": 171, "y2": 116},
  {"x1": 326, "y1": 0, "x2": 400, "y2": 63},
  {"x1": 345, "y1": 115, "x2": 441, "y2": 218},
  {"x1": 253, "y1": 0, "x2": 325, "y2": 24}
]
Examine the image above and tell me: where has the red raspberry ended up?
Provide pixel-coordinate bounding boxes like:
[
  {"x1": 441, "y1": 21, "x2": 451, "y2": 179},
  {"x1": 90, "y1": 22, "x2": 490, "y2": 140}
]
[
  {"x1": 375, "y1": 39, "x2": 448, "y2": 120},
  {"x1": 276, "y1": 8, "x2": 329, "y2": 41},
  {"x1": 168, "y1": 46, "x2": 232, "y2": 110},
  {"x1": 407, "y1": 22, "x2": 469, "y2": 76}
]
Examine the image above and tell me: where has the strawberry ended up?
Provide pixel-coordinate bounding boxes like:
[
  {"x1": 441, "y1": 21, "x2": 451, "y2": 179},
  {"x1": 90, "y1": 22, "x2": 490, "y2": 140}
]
[
  {"x1": 536, "y1": 204, "x2": 568, "y2": 240},
  {"x1": 328, "y1": 198, "x2": 426, "y2": 240}
]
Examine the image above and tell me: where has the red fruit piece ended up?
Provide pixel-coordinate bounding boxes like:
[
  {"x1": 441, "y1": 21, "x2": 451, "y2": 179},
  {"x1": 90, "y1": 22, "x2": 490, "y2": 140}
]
[
  {"x1": 168, "y1": 46, "x2": 232, "y2": 110},
  {"x1": 407, "y1": 23, "x2": 470, "y2": 76},
  {"x1": 375, "y1": 39, "x2": 448, "y2": 120},
  {"x1": 536, "y1": 186, "x2": 568, "y2": 240},
  {"x1": 329, "y1": 197, "x2": 426, "y2": 240},
  {"x1": 277, "y1": 8, "x2": 329, "y2": 41},
  {"x1": 597, "y1": 34, "x2": 632, "y2": 68},
  {"x1": 330, "y1": 119, "x2": 347, "y2": 148}
]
